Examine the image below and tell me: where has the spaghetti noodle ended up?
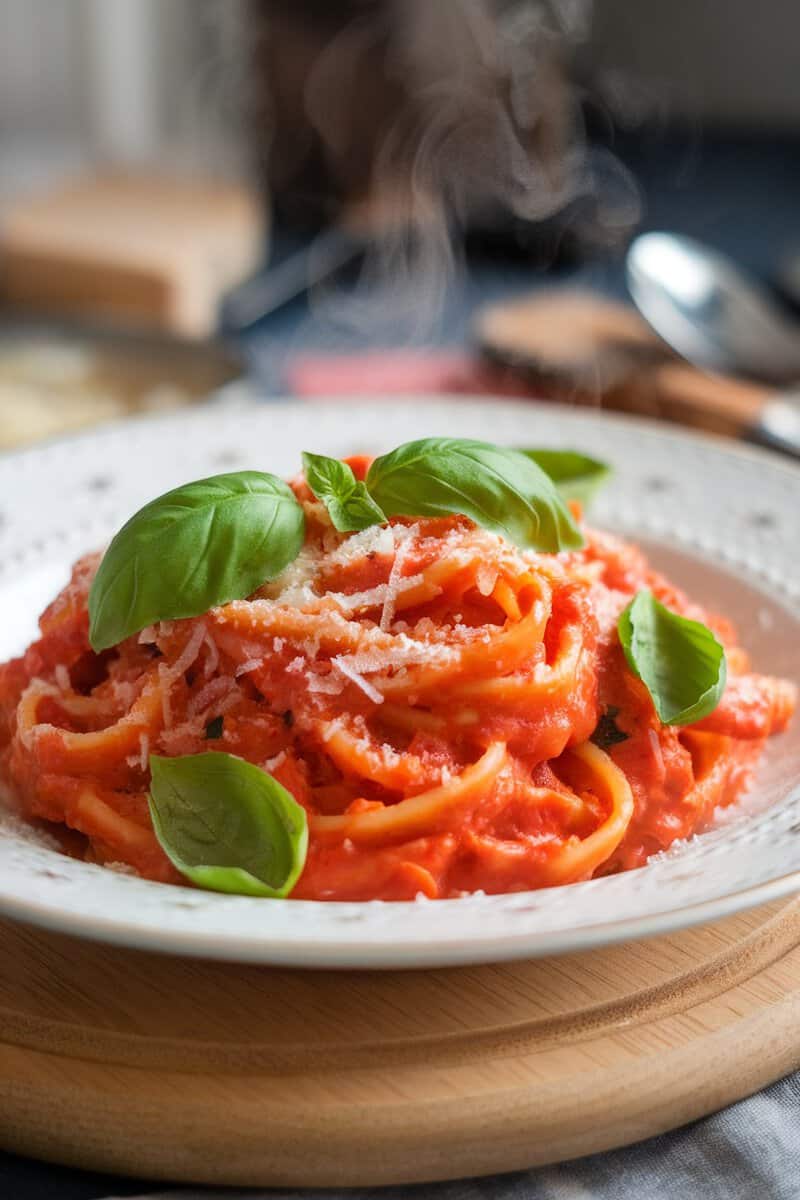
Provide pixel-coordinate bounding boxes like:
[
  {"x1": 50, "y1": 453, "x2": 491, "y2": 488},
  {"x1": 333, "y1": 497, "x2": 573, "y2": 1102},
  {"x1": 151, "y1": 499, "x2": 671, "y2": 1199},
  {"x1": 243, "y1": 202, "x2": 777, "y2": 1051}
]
[{"x1": 0, "y1": 458, "x2": 794, "y2": 900}]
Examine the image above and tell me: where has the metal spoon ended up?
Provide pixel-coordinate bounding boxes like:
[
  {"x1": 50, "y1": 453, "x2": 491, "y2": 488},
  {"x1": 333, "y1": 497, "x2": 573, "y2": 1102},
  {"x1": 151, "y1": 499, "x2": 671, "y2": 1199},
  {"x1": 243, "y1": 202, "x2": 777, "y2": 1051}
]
[{"x1": 626, "y1": 232, "x2": 800, "y2": 457}]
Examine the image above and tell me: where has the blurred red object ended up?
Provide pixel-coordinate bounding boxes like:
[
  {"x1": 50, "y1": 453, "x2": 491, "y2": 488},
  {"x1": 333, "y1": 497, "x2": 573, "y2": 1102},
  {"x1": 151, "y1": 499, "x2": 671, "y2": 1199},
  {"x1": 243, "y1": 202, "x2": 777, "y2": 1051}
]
[{"x1": 287, "y1": 350, "x2": 537, "y2": 398}]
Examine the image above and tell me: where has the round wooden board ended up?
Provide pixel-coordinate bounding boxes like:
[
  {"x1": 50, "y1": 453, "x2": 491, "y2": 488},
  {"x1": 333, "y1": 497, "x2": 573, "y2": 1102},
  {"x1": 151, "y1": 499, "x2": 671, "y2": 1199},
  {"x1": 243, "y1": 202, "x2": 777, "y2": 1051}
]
[{"x1": 2, "y1": 899, "x2": 800, "y2": 1188}]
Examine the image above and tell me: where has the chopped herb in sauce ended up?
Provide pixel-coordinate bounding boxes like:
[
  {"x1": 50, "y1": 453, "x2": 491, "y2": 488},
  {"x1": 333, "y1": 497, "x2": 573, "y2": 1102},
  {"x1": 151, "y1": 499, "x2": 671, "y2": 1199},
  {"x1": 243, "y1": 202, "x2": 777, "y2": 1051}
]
[
  {"x1": 590, "y1": 706, "x2": 629, "y2": 750},
  {"x1": 204, "y1": 715, "x2": 224, "y2": 740}
]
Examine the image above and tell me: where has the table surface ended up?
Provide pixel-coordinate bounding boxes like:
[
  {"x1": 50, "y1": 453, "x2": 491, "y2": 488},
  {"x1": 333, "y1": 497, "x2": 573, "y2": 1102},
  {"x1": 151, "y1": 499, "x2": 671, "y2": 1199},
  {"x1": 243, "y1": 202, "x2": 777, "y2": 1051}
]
[{"x1": 3, "y1": 128, "x2": 800, "y2": 1200}]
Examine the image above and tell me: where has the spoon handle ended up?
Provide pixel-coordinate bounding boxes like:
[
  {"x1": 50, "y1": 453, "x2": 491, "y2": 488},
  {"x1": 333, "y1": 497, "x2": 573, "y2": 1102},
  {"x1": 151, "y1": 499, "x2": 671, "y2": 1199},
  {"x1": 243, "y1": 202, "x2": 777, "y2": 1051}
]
[
  {"x1": 476, "y1": 290, "x2": 800, "y2": 458},
  {"x1": 612, "y1": 363, "x2": 800, "y2": 458},
  {"x1": 612, "y1": 362, "x2": 768, "y2": 438}
]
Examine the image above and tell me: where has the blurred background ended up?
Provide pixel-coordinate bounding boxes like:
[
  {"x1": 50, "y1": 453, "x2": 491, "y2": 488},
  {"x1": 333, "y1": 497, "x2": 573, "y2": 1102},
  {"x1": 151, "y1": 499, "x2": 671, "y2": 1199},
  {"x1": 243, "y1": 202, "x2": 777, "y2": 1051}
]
[{"x1": 1, "y1": 0, "x2": 799, "y2": 446}]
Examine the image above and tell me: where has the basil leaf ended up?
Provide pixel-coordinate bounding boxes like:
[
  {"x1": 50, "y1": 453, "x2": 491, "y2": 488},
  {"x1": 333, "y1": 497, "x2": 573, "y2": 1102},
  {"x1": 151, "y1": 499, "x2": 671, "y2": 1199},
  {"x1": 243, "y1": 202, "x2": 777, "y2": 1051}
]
[
  {"x1": 148, "y1": 751, "x2": 308, "y2": 897},
  {"x1": 302, "y1": 451, "x2": 387, "y2": 532},
  {"x1": 89, "y1": 471, "x2": 305, "y2": 651},
  {"x1": 520, "y1": 449, "x2": 611, "y2": 509},
  {"x1": 618, "y1": 589, "x2": 727, "y2": 725},
  {"x1": 366, "y1": 438, "x2": 584, "y2": 552}
]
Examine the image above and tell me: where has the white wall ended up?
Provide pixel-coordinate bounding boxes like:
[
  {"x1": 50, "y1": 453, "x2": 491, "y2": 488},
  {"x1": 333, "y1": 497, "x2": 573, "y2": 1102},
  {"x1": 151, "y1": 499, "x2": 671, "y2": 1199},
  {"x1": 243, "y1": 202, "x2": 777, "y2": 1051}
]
[
  {"x1": 0, "y1": 1, "x2": 84, "y2": 139},
  {"x1": 0, "y1": 0, "x2": 250, "y2": 177}
]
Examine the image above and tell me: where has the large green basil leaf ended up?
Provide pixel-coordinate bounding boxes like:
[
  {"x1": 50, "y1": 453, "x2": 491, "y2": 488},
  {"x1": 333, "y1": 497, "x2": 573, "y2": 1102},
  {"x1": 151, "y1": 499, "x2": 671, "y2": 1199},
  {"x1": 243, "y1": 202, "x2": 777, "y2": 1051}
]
[
  {"x1": 148, "y1": 752, "x2": 308, "y2": 897},
  {"x1": 302, "y1": 451, "x2": 387, "y2": 532},
  {"x1": 618, "y1": 589, "x2": 727, "y2": 725},
  {"x1": 365, "y1": 438, "x2": 584, "y2": 552},
  {"x1": 89, "y1": 471, "x2": 305, "y2": 650},
  {"x1": 520, "y1": 449, "x2": 611, "y2": 509}
]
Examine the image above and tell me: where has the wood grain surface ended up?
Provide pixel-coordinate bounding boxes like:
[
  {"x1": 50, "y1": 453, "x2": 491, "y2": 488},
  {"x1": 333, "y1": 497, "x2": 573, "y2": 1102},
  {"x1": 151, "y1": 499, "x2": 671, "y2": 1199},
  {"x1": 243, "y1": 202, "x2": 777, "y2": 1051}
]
[{"x1": 2, "y1": 899, "x2": 800, "y2": 1187}]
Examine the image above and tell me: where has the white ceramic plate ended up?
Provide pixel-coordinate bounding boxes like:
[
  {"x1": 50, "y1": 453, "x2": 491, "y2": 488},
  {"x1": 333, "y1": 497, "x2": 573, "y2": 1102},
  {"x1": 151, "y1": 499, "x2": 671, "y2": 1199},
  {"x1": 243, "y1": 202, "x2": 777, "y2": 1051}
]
[{"x1": 1, "y1": 398, "x2": 799, "y2": 967}]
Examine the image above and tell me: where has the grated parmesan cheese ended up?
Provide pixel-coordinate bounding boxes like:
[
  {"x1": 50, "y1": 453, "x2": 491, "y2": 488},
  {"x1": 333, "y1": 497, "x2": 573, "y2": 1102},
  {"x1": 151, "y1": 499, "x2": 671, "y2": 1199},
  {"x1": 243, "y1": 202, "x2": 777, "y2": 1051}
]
[
  {"x1": 476, "y1": 563, "x2": 499, "y2": 596},
  {"x1": 158, "y1": 664, "x2": 173, "y2": 728},
  {"x1": 298, "y1": 635, "x2": 321, "y2": 660},
  {"x1": 332, "y1": 656, "x2": 385, "y2": 704},
  {"x1": 126, "y1": 732, "x2": 151, "y2": 772},
  {"x1": 54, "y1": 663, "x2": 70, "y2": 691},
  {"x1": 215, "y1": 690, "x2": 243, "y2": 718},
  {"x1": 307, "y1": 673, "x2": 344, "y2": 695},
  {"x1": 235, "y1": 658, "x2": 264, "y2": 678},
  {"x1": 159, "y1": 686, "x2": 243, "y2": 752},
  {"x1": 188, "y1": 676, "x2": 235, "y2": 716},
  {"x1": 202, "y1": 630, "x2": 220, "y2": 678},
  {"x1": 326, "y1": 571, "x2": 427, "y2": 619},
  {"x1": 380, "y1": 525, "x2": 417, "y2": 632},
  {"x1": 165, "y1": 624, "x2": 207, "y2": 682},
  {"x1": 262, "y1": 545, "x2": 322, "y2": 607},
  {"x1": 110, "y1": 678, "x2": 137, "y2": 708},
  {"x1": 325, "y1": 524, "x2": 395, "y2": 568},
  {"x1": 329, "y1": 583, "x2": 390, "y2": 612},
  {"x1": 321, "y1": 716, "x2": 346, "y2": 742},
  {"x1": 334, "y1": 634, "x2": 457, "y2": 679}
]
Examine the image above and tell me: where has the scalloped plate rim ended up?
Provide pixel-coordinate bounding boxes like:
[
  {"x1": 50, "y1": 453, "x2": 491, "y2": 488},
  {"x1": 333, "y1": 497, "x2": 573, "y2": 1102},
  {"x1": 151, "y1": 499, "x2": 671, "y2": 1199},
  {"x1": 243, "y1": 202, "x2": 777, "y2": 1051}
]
[{"x1": 1, "y1": 394, "x2": 799, "y2": 967}]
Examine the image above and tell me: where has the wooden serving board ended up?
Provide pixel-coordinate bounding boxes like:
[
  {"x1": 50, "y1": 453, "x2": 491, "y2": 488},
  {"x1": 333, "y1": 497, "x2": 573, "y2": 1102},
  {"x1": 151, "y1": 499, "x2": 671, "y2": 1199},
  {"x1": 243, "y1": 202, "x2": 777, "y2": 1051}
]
[{"x1": 2, "y1": 900, "x2": 800, "y2": 1188}]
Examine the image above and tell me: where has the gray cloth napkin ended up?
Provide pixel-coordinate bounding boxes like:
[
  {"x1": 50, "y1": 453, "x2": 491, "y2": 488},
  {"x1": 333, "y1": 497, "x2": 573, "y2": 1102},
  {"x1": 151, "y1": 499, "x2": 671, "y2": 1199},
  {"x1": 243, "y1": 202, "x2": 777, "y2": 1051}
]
[{"x1": 103, "y1": 1070, "x2": 800, "y2": 1200}]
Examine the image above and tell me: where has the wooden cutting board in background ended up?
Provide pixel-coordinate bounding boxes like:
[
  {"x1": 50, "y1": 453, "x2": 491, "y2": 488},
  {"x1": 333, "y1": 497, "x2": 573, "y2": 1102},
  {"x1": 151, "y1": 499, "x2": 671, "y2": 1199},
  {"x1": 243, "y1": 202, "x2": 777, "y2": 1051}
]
[
  {"x1": 0, "y1": 174, "x2": 264, "y2": 339},
  {"x1": 2, "y1": 899, "x2": 800, "y2": 1187},
  {"x1": 476, "y1": 290, "x2": 776, "y2": 440}
]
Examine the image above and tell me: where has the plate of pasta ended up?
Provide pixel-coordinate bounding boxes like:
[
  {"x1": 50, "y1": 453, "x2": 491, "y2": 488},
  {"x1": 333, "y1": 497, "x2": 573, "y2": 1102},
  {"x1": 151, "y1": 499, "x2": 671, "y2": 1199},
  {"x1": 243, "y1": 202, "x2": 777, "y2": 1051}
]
[{"x1": 0, "y1": 398, "x2": 799, "y2": 967}]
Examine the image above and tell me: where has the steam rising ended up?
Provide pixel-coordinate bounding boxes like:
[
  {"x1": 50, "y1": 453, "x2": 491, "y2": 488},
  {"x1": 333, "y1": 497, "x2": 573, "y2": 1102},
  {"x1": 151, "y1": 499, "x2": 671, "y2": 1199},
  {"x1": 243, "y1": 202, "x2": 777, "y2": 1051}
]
[
  {"x1": 288, "y1": 0, "x2": 636, "y2": 340},
  {"x1": 195, "y1": 1, "x2": 641, "y2": 348}
]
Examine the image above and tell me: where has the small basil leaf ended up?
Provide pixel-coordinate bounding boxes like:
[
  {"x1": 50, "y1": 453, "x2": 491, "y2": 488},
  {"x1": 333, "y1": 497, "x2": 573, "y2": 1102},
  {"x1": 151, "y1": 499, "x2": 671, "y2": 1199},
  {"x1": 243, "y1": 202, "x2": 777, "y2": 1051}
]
[
  {"x1": 366, "y1": 438, "x2": 583, "y2": 552},
  {"x1": 618, "y1": 589, "x2": 727, "y2": 726},
  {"x1": 302, "y1": 451, "x2": 387, "y2": 532},
  {"x1": 148, "y1": 751, "x2": 308, "y2": 897},
  {"x1": 89, "y1": 471, "x2": 305, "y2": 651},
  {"x1": 520, "y1": 449, "x2": 611, "y2": 509}
]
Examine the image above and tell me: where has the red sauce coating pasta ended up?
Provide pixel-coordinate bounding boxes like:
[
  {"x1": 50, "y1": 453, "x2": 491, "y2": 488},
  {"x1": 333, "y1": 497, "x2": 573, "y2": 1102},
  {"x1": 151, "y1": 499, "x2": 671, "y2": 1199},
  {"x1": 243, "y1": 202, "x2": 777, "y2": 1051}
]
[{"x1": 0, "y1": 463, "x2": 794, "y2": 900}]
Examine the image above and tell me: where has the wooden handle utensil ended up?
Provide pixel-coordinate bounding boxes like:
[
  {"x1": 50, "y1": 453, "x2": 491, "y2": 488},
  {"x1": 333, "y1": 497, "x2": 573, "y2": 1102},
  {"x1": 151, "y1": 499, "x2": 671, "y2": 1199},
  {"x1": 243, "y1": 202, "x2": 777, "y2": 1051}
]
[{"x1": 476, "y1": 291, "x2": 786, "y2": 445}]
